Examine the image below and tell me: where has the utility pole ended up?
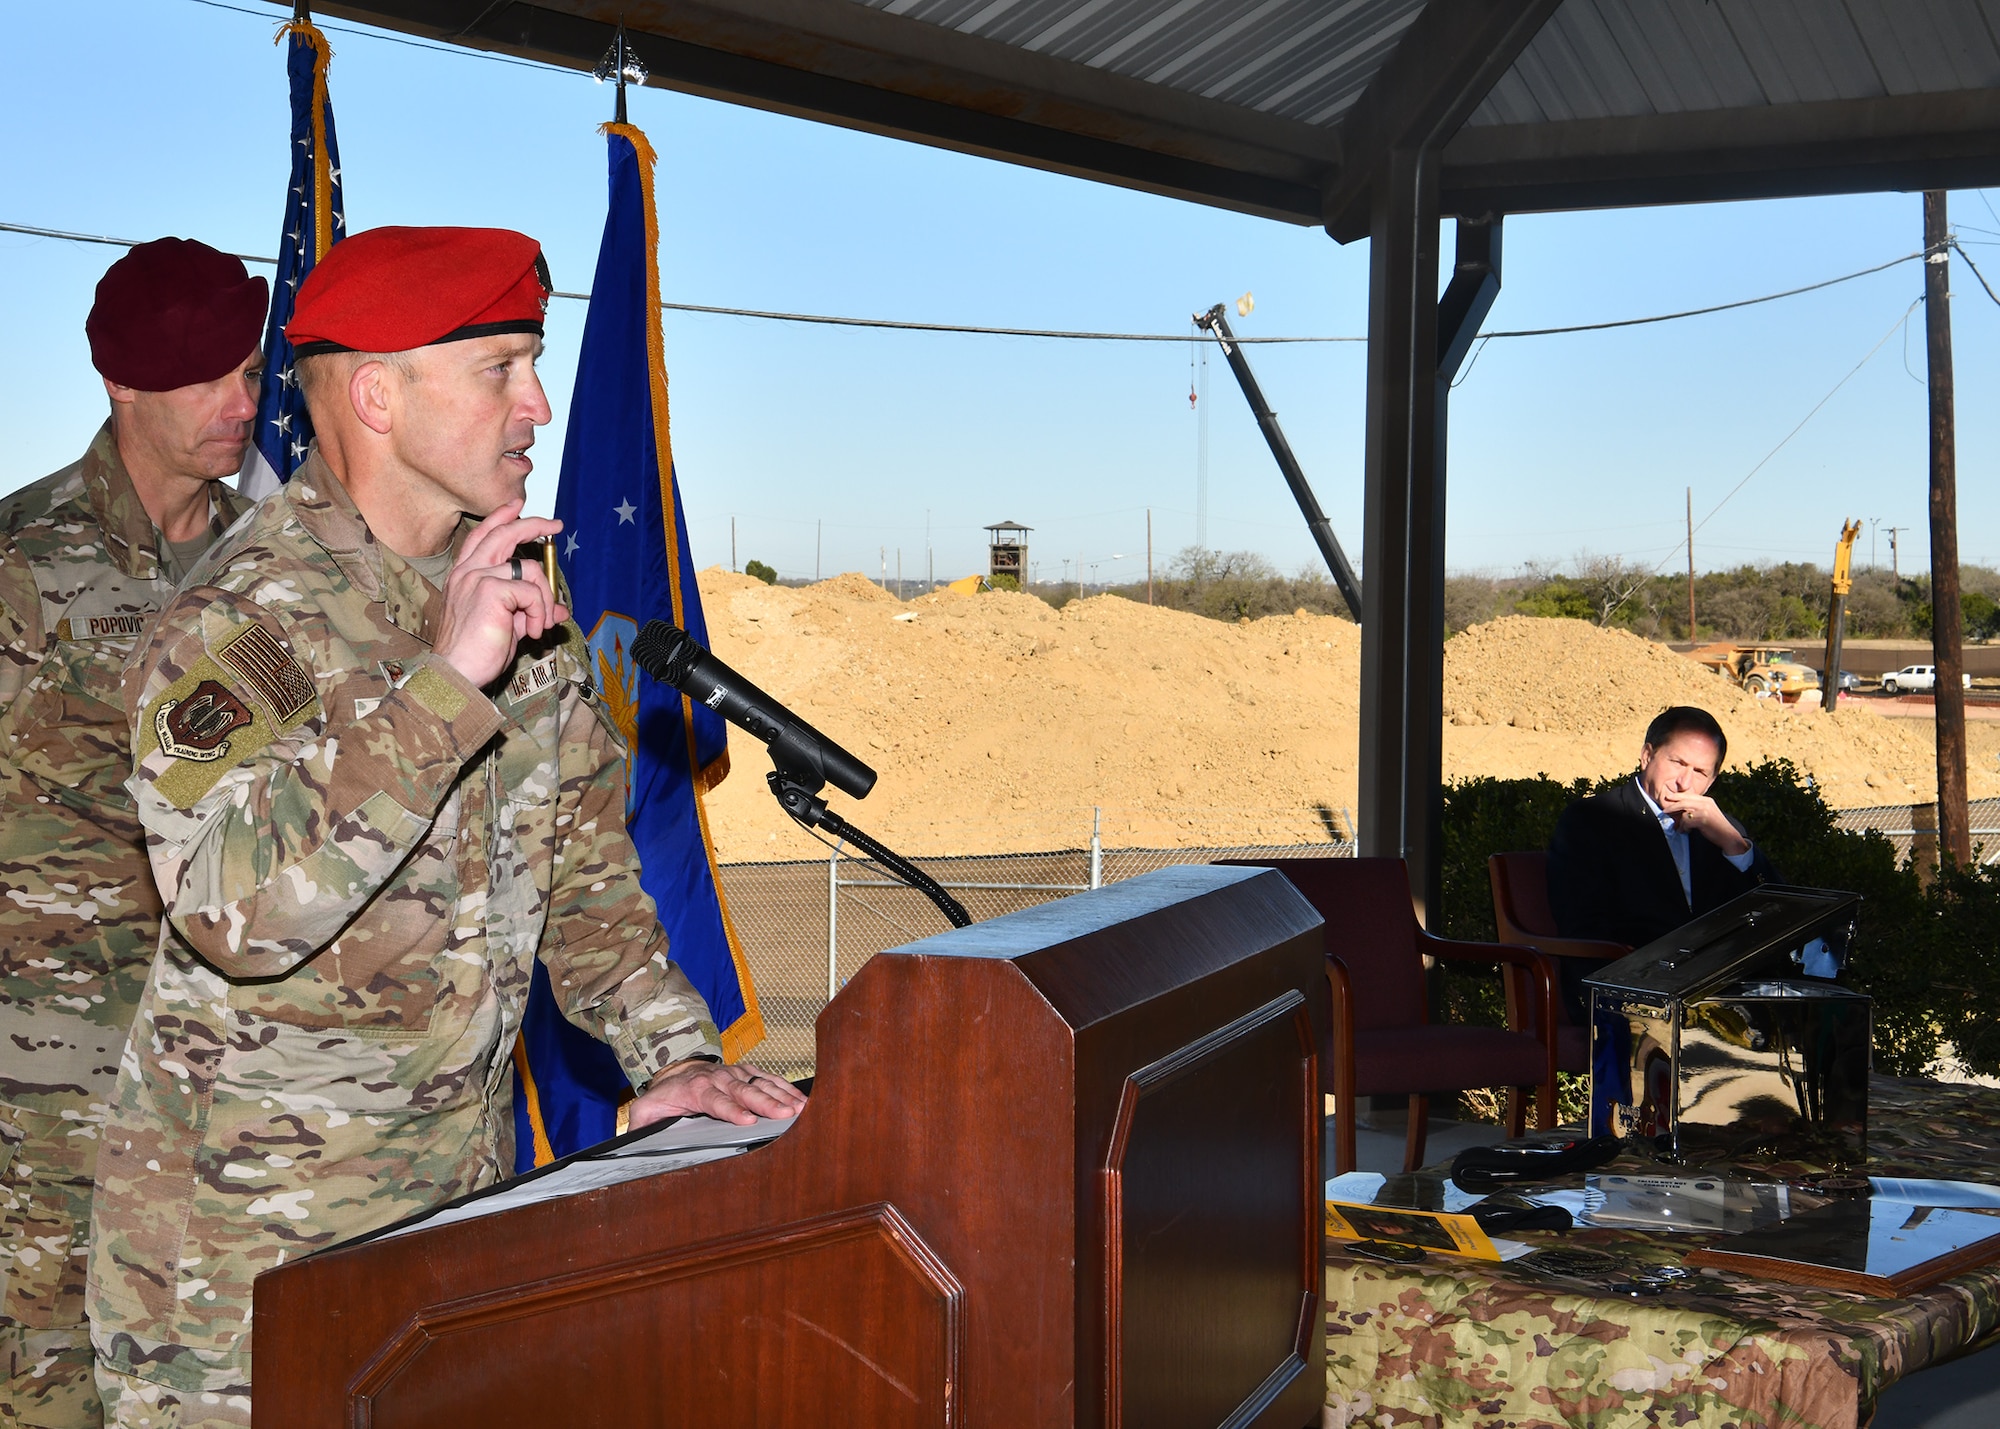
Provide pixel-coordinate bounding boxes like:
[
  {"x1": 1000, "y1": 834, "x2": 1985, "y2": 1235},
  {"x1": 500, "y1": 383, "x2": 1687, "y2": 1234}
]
[
  {"x1": 1686, "y1": 487, "x2": 1696, "y2": 639},
  {"x1": 1146, "y1": 508, "x2": 1154, "y2": 606},
  {"x1": 1924, "y1": 189, "x2": 1970, "y2": 866},
  {"x1": 1888, "y1": 526, "x2": 1907, "y2": 580},
  {"x1": 1870, "y1": 517, "x2": 1881, "y2": 571}
]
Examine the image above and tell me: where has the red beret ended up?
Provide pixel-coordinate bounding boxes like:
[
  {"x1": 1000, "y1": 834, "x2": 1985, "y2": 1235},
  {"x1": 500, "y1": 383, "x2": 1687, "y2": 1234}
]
[
  {"x1": 87, "y1": 238, "x2": 268, "y2": 391},
  {"x1": 288, "y1": 226, "x2": 551, "y2": 356}
]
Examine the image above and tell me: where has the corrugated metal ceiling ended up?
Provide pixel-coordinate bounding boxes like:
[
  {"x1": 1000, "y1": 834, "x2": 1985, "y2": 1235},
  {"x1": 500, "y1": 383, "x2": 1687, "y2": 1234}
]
[
  {"x1": 854, "y1": 0, "x2": 1426, "y2": 126},
  {"x1": 855, "y1": 0, "x2": 2000, "y2": 133},
  {"x1": 1470, "y1": 0, "x2": 2000, "y2": 125}
]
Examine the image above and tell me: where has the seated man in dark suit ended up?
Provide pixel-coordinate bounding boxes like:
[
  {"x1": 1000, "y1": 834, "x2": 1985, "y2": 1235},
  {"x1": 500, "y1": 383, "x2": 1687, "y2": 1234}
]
[{"x1": 1546, "y1": 705, "x2": 1773, "y2": 1017}]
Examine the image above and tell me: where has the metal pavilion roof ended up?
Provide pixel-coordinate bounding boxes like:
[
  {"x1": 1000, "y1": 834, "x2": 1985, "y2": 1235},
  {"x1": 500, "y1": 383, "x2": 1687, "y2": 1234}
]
[
  {"x1": 852, "y1": 0, "x2": 1426, "y2": 129},
  {"x1": 310, "y1": 0, "x2": 2000, "y2": 234},
  {"x1": 1472, "y1": 0, "x2": 2000, "y2": 124}
]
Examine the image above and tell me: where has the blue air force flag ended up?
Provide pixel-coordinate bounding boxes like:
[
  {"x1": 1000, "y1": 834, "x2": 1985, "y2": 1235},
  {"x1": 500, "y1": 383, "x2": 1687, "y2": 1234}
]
[
  {"x1": 242, "y1": 19, "x2": 346, "y2": 499},
  {"x1": 512, "y1": 122, "x2": 764, "y2": 1170}
]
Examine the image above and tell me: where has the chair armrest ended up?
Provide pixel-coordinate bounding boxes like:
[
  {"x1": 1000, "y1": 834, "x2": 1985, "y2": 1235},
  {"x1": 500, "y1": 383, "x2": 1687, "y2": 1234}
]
[
  {"x1": 1426, "y1": 937, "x2": 1550, "y2": 973},
  {"x1": 1424, "y1": 939, "x2": 1560, "y2": 1087}
]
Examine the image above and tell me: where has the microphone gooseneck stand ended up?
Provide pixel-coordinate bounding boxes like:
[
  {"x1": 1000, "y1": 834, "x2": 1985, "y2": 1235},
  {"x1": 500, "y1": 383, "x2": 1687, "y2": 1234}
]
[
  {"x1": 767, "y1": 771, "x2": 971, "y2": 930},
  {"x1": 629, "y1": 616, "x2": 970, "y2": 930}
]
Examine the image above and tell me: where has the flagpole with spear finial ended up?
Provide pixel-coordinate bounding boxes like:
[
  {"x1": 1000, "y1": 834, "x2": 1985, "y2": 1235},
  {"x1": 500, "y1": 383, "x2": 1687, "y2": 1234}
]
[{"x1": 593, "y1": 24, "x2": 644, "y2": 124}]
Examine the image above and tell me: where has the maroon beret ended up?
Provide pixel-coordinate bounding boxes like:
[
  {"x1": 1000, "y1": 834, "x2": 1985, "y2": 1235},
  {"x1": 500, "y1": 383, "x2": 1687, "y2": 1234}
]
[
  {"x1": 288, "y1": 226, "x2": 551, "y2": 356},
  {"x1": 87, "y1": 238, "x2": 269, "y2": 391}
]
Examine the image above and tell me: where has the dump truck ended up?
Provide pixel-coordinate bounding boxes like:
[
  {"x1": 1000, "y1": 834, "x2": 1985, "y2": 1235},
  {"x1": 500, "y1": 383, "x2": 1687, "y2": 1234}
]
[{"x1": 1688, "y1": 642, "x2": 1823, "y2": 701}]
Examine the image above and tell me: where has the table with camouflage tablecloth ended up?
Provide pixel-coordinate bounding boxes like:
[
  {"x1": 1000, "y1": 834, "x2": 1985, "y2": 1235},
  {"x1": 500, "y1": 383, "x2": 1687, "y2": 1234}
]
[{"x1": 1323, "y1": 1076, "x2": 2000, "y2": 1429}]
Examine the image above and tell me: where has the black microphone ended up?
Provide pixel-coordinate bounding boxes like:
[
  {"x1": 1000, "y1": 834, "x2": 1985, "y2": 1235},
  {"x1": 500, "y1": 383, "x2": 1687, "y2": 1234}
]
[{"x1": 629, "y1": 621, "x2": 877, "y2": 800}]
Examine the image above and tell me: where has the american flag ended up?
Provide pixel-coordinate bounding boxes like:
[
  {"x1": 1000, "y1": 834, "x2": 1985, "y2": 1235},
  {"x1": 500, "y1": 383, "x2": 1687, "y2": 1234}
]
[{"x1": 243, "y1": 17, "x2": 346, "y2": 499}]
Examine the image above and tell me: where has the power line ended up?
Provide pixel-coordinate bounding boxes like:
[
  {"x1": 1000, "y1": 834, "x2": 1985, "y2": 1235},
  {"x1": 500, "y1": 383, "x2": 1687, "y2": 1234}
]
[
  {"x1": 1954, "y1": 240, "x2": 2000, "y2": 309},
  {"x1": 1481, "y1": 250, "x2": 1922, "y2": 338},
  {"x1": 181, "y1": 0, "x2": 571, "y2": 75},
  {"x1": 651, "y1": 301, "x2": 1354, "y2": 343},
  {"x1": 1615, "y1": 298, "x2": 1921, "y2": 611},
  {"x1": 0, "y1": 219, "x2": 1342, "y2": 342},
  {"x1": 0, "y1": 218, "x2": 1930, "y2": 346}
]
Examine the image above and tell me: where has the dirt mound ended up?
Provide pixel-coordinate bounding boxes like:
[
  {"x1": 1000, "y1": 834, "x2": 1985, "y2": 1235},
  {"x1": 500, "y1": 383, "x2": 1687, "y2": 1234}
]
[
  {"x1": 811, "y1": 571, "x2": 902, "y2": 603},
  {"x1": 1437, "y1": 616, "x2": 1985, "y2": 810},
  {"x1": 690, "y1": 571, "x2": 1998, "y2": 860},
  {"x1": 1442, "y1": 617, "x2": 1769, "y2": 733}
]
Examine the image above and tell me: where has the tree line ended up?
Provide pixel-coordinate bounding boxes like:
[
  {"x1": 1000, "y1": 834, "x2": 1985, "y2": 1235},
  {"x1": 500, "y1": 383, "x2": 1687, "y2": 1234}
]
[{"x1": 1081, "y1": 546, "x2": 2000, "y2": 642}]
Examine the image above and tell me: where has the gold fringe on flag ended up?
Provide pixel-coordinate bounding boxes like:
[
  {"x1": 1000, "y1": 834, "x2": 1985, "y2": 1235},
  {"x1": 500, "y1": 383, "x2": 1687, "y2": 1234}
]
[
  {"x1": 276, "y1": 21, "x2": 337, "y2": 259},
  {"x1": 602, "y1": 121, "x2": 766, "y2": 1063},
  {"x1": 510, "y1": 1040, "x2": 557, "y2": 1167}
]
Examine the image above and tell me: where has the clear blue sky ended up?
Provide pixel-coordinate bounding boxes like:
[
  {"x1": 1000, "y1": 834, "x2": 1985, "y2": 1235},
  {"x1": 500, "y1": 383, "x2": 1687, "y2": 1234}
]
[{"x1": 4, "y1": 0, "x2": 1996, "y2": 584}]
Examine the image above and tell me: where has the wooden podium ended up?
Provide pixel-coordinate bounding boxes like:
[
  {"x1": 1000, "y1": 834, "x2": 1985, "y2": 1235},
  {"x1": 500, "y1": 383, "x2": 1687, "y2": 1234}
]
[{"x1": 254, "y1": 864, "x2": 1328, "y2": 1428}]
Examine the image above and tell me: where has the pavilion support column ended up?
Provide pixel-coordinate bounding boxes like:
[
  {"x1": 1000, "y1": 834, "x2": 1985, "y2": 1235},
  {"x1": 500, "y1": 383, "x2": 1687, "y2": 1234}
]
[
  {"x1": 1356, "y1": 184, "x2": 1503, "y2": 925},
  {"x1": 1358, "y1": 144, "x2": 1442, "y2": 919}
]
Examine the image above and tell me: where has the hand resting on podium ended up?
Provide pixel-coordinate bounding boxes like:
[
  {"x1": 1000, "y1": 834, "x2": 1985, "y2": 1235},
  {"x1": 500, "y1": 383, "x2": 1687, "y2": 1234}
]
[{"x1": 630, "y1": 1059, "x2": 808, "y2": 1130}]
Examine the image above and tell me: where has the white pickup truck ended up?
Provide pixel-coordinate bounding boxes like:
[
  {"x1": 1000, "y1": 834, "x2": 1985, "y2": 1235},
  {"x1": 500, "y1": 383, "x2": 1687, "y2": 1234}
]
[{"x1": 1881, "y1": 664, "x2": 1972, "y2": 694}]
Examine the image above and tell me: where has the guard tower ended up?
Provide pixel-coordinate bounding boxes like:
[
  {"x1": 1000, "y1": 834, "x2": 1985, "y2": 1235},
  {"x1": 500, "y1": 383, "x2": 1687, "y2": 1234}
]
[{"x1": 986, "y1": 521, "x2": 1030, "y2": 585}]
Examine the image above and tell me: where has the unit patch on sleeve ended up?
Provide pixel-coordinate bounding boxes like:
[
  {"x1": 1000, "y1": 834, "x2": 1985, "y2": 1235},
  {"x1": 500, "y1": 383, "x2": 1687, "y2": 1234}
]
[
  {"x1": 215, "y1": 621, "x2": 318, "y2": 725},
  {"x1": 137, "y1": 629, "x2": 320, "y2": 811},
  {"x1": 154, "y1": 679, "x2": 253, "y2": 761}
]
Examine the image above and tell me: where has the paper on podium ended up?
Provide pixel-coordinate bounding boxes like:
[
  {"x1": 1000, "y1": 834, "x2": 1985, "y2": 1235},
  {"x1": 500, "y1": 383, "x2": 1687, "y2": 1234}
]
[{"x1": 373, "y1": 1114, "x2": 797, "y2": 1242}]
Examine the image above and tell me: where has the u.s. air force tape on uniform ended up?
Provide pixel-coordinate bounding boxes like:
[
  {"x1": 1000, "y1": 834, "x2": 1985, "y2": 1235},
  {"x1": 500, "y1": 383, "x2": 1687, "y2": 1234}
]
[{"x1": 139, "y1": 621, "x2": 322, "y2": 809}]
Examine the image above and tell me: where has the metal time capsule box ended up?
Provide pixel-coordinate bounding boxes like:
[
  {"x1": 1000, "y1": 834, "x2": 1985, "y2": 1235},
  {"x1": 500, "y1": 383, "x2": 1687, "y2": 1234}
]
[{"x1": 1585, "y1": 886, "x2": 1869, "y2": 1166}]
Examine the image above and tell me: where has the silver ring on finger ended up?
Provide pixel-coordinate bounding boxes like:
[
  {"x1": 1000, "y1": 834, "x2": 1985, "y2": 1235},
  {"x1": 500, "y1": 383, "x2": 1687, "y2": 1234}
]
[{"x1": 509, "y1": 557, "x2": 524, "y2": 581}]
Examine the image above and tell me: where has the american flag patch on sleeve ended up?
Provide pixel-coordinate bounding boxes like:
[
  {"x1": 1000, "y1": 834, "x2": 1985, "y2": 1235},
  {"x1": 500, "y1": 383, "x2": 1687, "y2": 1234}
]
[{"x1": 215, "y1": 622, "x2": 318, "y2": 725}]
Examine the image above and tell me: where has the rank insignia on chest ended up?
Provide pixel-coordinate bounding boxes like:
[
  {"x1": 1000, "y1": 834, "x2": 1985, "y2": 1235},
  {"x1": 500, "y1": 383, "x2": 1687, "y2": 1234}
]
[{"x1": 155, "y1": 679, "x2": 253, "y2": 762}]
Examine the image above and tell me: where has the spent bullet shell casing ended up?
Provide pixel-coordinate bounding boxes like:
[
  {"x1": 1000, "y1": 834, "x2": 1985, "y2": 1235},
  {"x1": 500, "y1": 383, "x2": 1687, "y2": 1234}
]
[{"x1": 542, "y1": 539, "x2": 559, "y2": 590}]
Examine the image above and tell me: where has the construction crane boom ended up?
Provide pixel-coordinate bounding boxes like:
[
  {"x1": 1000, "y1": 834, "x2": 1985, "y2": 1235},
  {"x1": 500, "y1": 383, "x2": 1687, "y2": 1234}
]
[{"x1": 1194, "y1": 303, "x2": 1363, "y2": 621}]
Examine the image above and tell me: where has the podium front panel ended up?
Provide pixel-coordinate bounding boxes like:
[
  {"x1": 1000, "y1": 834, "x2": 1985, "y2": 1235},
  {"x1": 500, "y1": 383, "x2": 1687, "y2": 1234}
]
[
  {"x1": 350, "y1": 1205, "x2": 959, "y2": 1429},
  {"x1": 254, "y1": 864, "x2": 1328, "y2": 1429}
]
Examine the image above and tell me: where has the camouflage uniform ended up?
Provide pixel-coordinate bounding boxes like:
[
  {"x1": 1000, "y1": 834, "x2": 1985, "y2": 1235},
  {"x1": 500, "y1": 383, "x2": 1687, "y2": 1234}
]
[
  {"x1": 0, "y1": 425, "x2": 247, "y2": 1429},
  {"x1": 87, "y1": 453, "x2": 720, "y2": 1413}
]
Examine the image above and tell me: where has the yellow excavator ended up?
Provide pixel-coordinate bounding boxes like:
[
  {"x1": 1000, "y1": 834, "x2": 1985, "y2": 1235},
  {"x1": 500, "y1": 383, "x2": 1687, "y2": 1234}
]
[{"x1": 1821, "y1": 519, "x2": 1862, "y2": 710}]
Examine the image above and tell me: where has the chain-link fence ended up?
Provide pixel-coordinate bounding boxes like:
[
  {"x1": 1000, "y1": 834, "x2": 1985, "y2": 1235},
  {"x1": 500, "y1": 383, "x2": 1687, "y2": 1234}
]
[
  {"x1": 723, "y1": 800, "x2": 2000, "y2": 1076},
  {"x1": 722, "y1": 829, "x2": 1354, "y2": 1079},
  {"x1": 1833, "y1": 798, "x2": 2000, "y2": 865}
]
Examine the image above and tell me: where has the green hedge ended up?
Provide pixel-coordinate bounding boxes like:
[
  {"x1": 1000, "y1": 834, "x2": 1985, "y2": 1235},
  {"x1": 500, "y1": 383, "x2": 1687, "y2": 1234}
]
[{"x1": 1436, "y1": 760, "x2": 1997, "y2": 1080}]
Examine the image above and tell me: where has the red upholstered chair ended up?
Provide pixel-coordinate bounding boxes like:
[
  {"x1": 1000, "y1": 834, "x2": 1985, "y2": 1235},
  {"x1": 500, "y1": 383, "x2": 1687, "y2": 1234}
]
[
  {"x1": 1487, "y1": 852, "x2": 1631, "y2": 1103},
  {"x1": 1220, "y1": 857, "x2": 1558, "y2": 1175}
]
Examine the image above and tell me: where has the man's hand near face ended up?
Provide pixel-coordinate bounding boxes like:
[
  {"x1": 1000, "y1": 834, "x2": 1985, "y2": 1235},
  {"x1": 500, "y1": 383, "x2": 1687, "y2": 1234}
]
[
  {"x1": 433, "y1": 499, "x2": 568, "y2": 687},
  {"x1": 627, "y1": 1060, "x2": 809, "y2": 1131},
  {"x1": 1658, "y1": 788, "x2": 1752, "y2": 856}
]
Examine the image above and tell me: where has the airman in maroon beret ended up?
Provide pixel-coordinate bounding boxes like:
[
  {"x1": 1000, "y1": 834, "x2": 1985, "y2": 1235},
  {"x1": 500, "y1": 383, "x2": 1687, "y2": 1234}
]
[{"x1": 0, "y1": 236, "x2": 264, "y2": 1429}]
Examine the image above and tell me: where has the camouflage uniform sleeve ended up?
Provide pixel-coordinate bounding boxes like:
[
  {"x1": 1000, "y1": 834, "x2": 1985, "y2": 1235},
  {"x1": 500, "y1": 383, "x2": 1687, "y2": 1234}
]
[
  {"x1": 541, "y1": 690, "x2": 722, "y2": 1089},
  {"x1": 126, "y1": 588, "x2": 505, "y2": 976},
  {"x1": 0, "y1": 535, "x2": 44, "y2": 706}
]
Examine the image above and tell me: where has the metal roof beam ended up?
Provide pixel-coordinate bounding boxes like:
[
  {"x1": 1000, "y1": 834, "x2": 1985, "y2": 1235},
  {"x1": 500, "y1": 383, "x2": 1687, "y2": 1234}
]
[
  {"x1": 308, "y1": 0, "x2": 1340, "y2": 224},
  {"x1": 1441, "y1": 88, "x2": 2000, "y2": 215},
  {"x1": 1319, "y1": 0, "x2": 1565, "y2": 243}
]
